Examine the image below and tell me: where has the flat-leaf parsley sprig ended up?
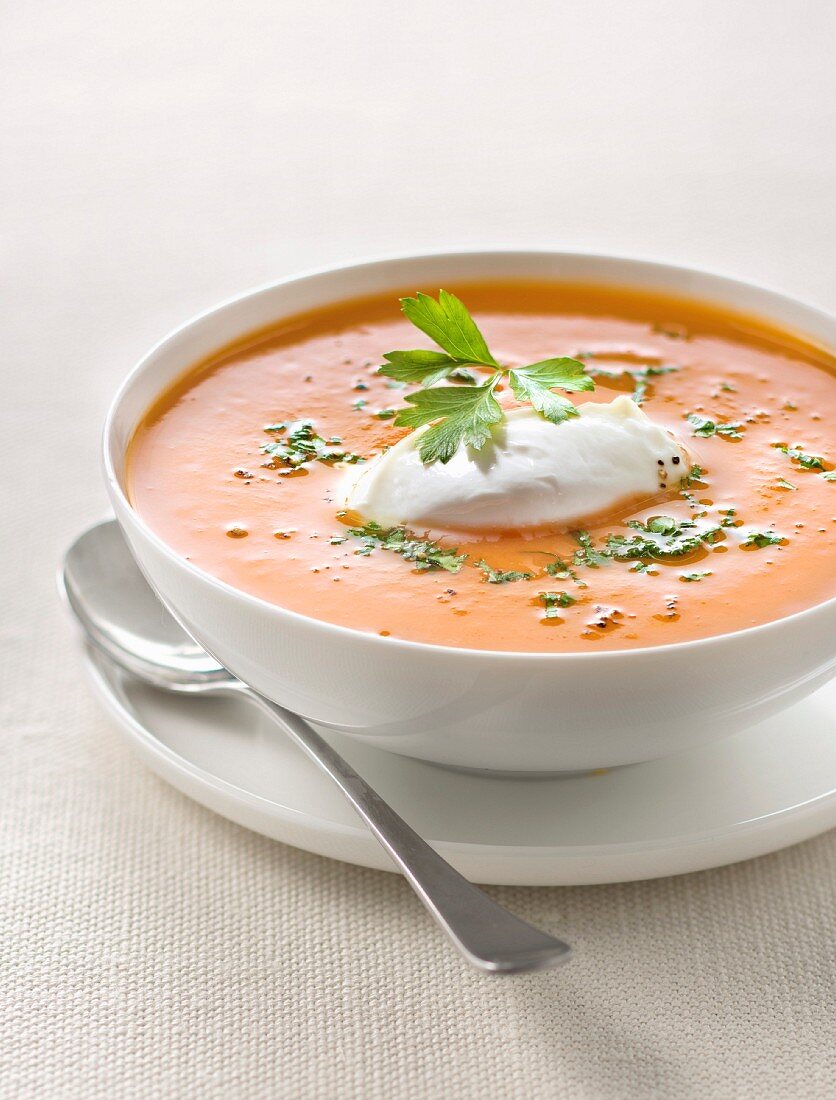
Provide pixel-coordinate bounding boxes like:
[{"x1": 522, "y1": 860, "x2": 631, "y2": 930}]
[{"x1": 377, "y1": 290, "x2": 595, "y2": 464}]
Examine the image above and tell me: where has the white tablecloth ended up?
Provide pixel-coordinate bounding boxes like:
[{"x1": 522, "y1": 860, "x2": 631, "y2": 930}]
[{"x1": 2, "y1": 2, "x2": 835, "y2": 1096}]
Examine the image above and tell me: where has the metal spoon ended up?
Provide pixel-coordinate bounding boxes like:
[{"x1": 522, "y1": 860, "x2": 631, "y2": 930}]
[{"x1": 60, "y1": 520, "x2": 572, "y2": 974}]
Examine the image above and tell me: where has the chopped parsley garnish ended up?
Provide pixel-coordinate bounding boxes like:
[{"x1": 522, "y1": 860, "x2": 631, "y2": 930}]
[
  {"x1": 572, "y1": 520, "x2": 720, "y2": 567},
  {"x1": 741, "y1": 530, "x2": 785, "y2": 549},
  {"x1": 606, "y1": 516, "x2": 722, "y2": 561},
  {"x1": 372, "y1": 408, "x2": 396, "y2": 420},
  {"x1": 775, "y1": 477, "x2": 797, "y2": 491},
  {"x1": 718, "y1": 507, "x2": 739, "y2": 528},
  {"x1": 346, "y1": 521, "x2": 466, "y2": 573},
  {"x1": 684, "y1": 413, "x2": 744, "y2": 440},
  {"x1": 377, "y1": 290, "x2": 594, "y2": 464},
  {"x1": 630, "y1": 561, "x2": 658, "y2": 574},
  {"x1": 823, "y1": 471, "x2": 836, "y2": 482},
  {"x1": 680, "y1": 464, "x2": 706, "y2": 488},
  {"x1": 544, "y1": 557, "x2": 583, "y2": 582},
  {"x1": 771, "y1": 443, "x2": 826, "y2": 471},
  {"x1": 475, "y1": 560, "x2": 534, "y2": 584},
  {"x1": 680, "y1": 571, "x2": 712, "y2": 582},
  {"x1": 587, "y1": 363, "x2": 679, "y2": 404},
  {"x1": 539, "y1": 591, "x2": 577, "y2": 618},
  {"x1": 631, "y1": 365, "x2": 678, "y2": 405},
  {"x1": 261, "y1": 419, "x2": 364, "y2": 469},
  {"x1": 572, "y1": 530, "x2": 610, "y2": 568}
]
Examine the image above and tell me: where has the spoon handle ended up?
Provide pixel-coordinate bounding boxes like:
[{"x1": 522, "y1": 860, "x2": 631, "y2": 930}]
[{"x1": 244, "y1": 691, "x2": 572, "y2": 974}]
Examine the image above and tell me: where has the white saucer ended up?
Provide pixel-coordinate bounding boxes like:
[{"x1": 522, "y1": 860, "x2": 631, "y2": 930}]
[{"x1": 83, "y1": 647, "x2": 836, "y2": 885}]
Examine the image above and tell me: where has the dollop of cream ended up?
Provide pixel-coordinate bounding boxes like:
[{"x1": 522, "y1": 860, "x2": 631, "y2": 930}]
[{"x1": 343, "y1": 395, "x2": 690, "y2": 532}]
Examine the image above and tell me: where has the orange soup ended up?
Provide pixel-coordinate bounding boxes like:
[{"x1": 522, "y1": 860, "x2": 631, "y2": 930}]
[{"x1": 127, "y1": 282, "x2": 836, "y2": 652}]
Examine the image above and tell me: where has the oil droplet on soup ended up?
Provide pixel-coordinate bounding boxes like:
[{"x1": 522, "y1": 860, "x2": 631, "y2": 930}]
[{"x1": 127, "y1": 281, "x2": 836, "y2": 652}]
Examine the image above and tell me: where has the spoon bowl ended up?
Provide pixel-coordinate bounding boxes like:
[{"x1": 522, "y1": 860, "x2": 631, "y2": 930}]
[{"x1": 62, "y1": 520, "x2": 228, "y2": 689}]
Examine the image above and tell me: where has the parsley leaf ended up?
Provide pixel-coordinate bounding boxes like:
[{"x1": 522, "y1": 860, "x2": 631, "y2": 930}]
[
  {"x1": 399, "y1": 290, "x2": 498, "y2": 366},
  {"x1": 347, "y1": 522, "x2": 467, "y2": 573},
  {"x1": 475, "y1": 560, "x2": 534, "y2": 584},
  {"x1": 680, "y1": 571, "x2": 712, "y2": 582},
  {"x1": 823, "y1": 471, "x2": 836, "y2": 482},
  {"x1": 378, "y1": 291, "x2": 595, "y2": 463},
  {"x1": 379, "y1": 349, "x2": 462, "y2": 387},
  {"x1": 509, "y1": 359, "x2": 594, "y2": 424},
  {"x1": 394, "y1": 378, "x2": 503, "y2": 464},
  {"x1": 685, "y1": 413, "x2": 744, "y2": 440}
]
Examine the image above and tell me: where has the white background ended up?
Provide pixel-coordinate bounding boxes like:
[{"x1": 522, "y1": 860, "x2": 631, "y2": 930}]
[{"x1": 2, "y1": 3, "x2": 835, "y2": 1097}]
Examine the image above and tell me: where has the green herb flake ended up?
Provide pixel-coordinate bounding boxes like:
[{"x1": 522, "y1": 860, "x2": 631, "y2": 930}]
[
  {"x1": 261, "y1": 419, "x2": 364, "y2": 469},
  {"x1": 373, "y1": 408, "x2": 397, "y2": 420},
  {"x1": 685, "y1": 413, "x2": 744, "y2": 440},
  {"x1": 587, "y1": 363, "x2": 679, "y2": 405},
  {"x1": 741, "y1": 530, "x2": 786, "y2": 549},
  {"x1": 544, "y1": 558, "x2": 578, "y2": 580},
  {"x1": 539, "y1": 591, "x2": 577, "y2": 619},
  {"x1": 822, "y1": 471, "x2": 836, "y2": 481},
  {"x1": 630, "y1": 561, "x2": 658, "y2": 574},
  {"x1": 771, "y1": 443, "x2": 826, "y2": 471},
  {"x1": 475, "y1": 560, "x2": 534, "y2": 584},
  {"x1": 775, "y1": 477, "x2": 797, "y2": 491},
  {"x1": 680, "y1": 464, "x2": 706, "y2": 488},
  {"x1": 680, "y1": 571, "x2": 712, "y2": 582},
  {"x1": 719, "y1": 507, "x2": 739, "y2": 528},
  {"x1": 572, "y1": 530, "x2": 610, "y2": 568},
  {"x1": 346, "y1": 521, "x2": 467, "y2": 573},
  {"x1": 607, "y1": 516, "x2": 722, "y2": 561}
]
